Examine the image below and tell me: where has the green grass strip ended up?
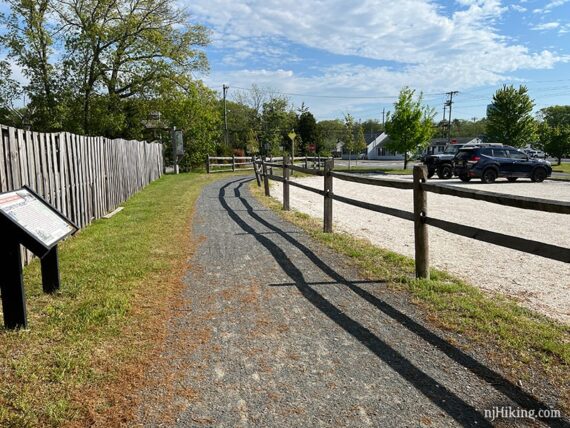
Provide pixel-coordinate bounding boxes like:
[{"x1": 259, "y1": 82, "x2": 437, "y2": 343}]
[{"x1": 0, "y1": 172, "x2": 233, "y2": 426}]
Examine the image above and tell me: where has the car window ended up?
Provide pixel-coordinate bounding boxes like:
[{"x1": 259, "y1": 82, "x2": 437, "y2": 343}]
[
  {"x1": 508, "y1": 150, "x2": 527, "y2": 160},
  {"x1": 492, "y1": 149, "x2": 508, "y2": 157},
  {"x1": 444, "y1": 145, "x2": 461, "y2": 154},
  {"x1": 455, "y1": 150, "x2": 473, "y2": 160},
  {"x1": 480, "y1": 148, "x2": 493, "y2": 156}
]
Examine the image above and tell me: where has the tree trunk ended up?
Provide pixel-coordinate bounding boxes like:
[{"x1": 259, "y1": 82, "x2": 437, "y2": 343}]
[
  {"x1": 404, "y1": 152, "x2": 408, "y2": 170},
  {"x1": 349, "y1": 152, "x2": 351, "y2": 170},
  {"x1": 558, "y1": 157, "x2": 562, "y2": 166}
]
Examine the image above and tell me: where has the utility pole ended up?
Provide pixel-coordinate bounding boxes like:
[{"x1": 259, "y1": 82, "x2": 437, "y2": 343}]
[
  {"x1": 382, "y1": 108, "x2": 385, "y2": 127},
  {"x1": 442, "y1": 103, "x2": 447, "y2": 138},
  {"x1": 223, "y1": 84, "x2": 229, "y2": 146},
  {"x1": 445, "y1": 91, "x2": 458, "y2": 143}
]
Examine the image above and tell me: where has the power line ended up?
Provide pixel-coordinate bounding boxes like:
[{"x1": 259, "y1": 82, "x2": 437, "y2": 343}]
[{"x1": 229, "y1": 85, "x2": 447, "y2": 100}]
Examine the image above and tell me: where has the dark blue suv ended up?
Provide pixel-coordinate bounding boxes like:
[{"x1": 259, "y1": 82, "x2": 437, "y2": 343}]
[{"x1": 453, "y1": 146, "x2": 552, "y2": 183}]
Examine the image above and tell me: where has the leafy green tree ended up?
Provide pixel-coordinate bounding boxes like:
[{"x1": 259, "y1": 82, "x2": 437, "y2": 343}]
[
  {"x1": 486, "y1": 85, "x2": 536, "y2": 147},
  {"x1": 360, "y1": 119, "x2": 384, "y2": 135},
  {"x1": 354, "y1": 125, "x2": 367, "y2": 165},
  {"x1": 385, "y1": 87, "x2": 435, "y2": 169},
  {"x1": 538, "y1": 105, "x2": 570, "y2": 165},
  {"x1": 224, "y1": 100, "x2": 258, "y2": 150},
  {"x1": 343, "y1": 113, "x2": 356, "y2": 169},
  {"x1": 1, "y1": 0, "x2": 210, "y2": 135},
  {"x1": 449, "y1": 118, "x2": 487, "y2": 138},
  {"x1": 260, "y1": 96, "x2": 296, "y2": 155},
  {"x1": 317, "y1": 119, "x2": 344, "y2": 156},
  {"x1": 1, "y1": 0, "x2": 62, "y2": 129},
  {"x1": 298, "y1": 108, "x2": 320, "y2": 154}
]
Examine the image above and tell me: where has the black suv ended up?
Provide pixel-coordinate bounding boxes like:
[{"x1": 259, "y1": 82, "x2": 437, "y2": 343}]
[
  {"x1": 453, "y1": 146, "x2": 552, "y2": 183},
  {"x1": 422, "y1": 142, "x2": 502, "y2": 179},
  {"x1": 423, "y1": 144, "x2": 465, "y2": 179}
]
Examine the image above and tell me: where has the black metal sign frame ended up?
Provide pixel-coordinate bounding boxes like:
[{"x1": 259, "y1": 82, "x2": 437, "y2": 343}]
[{"x1": 0, "y1": 186, "x2": 78, "y2": 329}]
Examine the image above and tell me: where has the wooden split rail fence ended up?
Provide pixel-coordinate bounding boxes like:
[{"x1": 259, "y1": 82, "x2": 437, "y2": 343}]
[
  {"x1": 0, "y1": 124, "x2": 164, "y2": 264},
  {"x1": 207, "y1": 155, "x2": 326, "y2": 174},
  {"x1": 253, "y1": 155, "x2": 570, "y2": 278}
]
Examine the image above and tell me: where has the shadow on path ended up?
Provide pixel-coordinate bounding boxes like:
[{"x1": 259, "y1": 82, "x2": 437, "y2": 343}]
[{"x1": 218, "y1": 177, "x2": 567, "y2": 428}]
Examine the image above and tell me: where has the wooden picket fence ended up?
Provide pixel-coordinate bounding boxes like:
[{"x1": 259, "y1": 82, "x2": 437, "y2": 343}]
[
  {"x1": 0, "y1": 125, "x2": 164, "y2": 264},
  {"x1": 254, "y1": 156, "x2": 570, "y2": 278}
]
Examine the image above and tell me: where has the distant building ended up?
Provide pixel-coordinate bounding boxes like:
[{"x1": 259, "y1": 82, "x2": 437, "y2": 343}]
[{"x1": 364, "y1": 132, "x2": 404, "y2": 160}]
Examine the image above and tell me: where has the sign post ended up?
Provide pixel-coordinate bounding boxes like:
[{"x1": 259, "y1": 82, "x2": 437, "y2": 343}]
[
  {"x1": 0, "y1": 187, "x2": 78, "y2": 329},
  {"x1": 0, "y1": 231, "x2": 27, "y2": 329},
  {"x1": 171, "y1": 128, "x2": 184, "y2": 174}
]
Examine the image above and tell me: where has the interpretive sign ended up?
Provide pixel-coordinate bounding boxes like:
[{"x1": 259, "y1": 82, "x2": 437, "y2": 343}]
[
  {"x1": 0, "y1": 186, "x2": 78, "y2": 330},
  {"x1": 0, "y1": 188, "x2": 75, "y2": 248}
]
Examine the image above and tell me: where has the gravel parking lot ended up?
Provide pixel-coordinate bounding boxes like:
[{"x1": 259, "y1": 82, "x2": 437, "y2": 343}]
[{"x1": 272, "y1": 175, "x2": 570, "y2": 324}]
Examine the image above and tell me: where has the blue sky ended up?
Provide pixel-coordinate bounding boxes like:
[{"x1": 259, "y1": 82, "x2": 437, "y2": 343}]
[{"x1": 187, "y1": 0, "x2": 570, "y2": 122}]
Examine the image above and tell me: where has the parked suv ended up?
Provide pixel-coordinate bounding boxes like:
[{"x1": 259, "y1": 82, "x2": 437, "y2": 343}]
[
  {"x1": 453, "y1": 146, "x2": 552, "y2": 183},
  {"x1": 423, "y1": 142, "x2": 502, "y2": 179}
]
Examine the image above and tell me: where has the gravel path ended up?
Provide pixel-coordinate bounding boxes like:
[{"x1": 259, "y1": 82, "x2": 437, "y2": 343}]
[
  {"x1": 272, "y1": 175, "x2": 570, "y2": 324},
  {"x1": 137, "y1": 176, "x2": 565, "y2": 427}
]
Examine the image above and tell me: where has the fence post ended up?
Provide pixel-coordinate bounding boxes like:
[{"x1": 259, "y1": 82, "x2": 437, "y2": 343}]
[
  {"x1": 262, "y1": 158, "x2": 270, "y2": 197},
  {"x1": 206, "y1": 155, "x2": 210, "y2": 174},
  {"x1": 232, "y1": 155, "x2": 235, "y2": 172},
  {"x1": 254, "y1": 157, "x2": 262, "y2": 187},
  {"x1": 323, "y1": 158, "x2": 334, "y2": 233},
  {"x1": 283, "y1": 154, "x2": 290, "y2": 211},
  {"x1": 413, "y1": 165, "x2": 429, "y2": 279},
  {"x1": 304, "y1": 156, "x2": 308, "y2": 169}
]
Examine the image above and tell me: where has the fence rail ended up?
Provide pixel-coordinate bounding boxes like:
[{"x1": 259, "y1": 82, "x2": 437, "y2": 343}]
[
  {"x1": 207, "y1": 155, "x2": 255, "y2": 173},
  {"x1": 0, "y1": 125, "x2": 163, "y2": 265},
  {"x1": 253, "y1": 156, "x2": 570, "y2": 278}
]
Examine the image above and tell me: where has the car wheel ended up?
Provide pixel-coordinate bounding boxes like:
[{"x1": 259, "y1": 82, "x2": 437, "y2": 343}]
[
  {"x1": 427, "y1": 170, "x2": 435, "y2": 179},
  {"x1": 531, "y1": 168, "x2": 547, "y2": 183},
  {"x1": 437, "y1": 164, "x2": 453, "y2": 179},
  {"x1": 459, "y1": 174, "x2": 471, "y2": 182},
  {"x1": 481, "y1": 168, "x2": 497, "y2": 184},
  {"x1": 507, "y1": 177, "x2": 518, "y2": 182}
]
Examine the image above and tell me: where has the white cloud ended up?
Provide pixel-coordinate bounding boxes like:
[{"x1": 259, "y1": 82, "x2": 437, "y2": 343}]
[
  {"x1": 531, "y1": 21, "x2": 561, "y2": 30},
  {"x1": 545, "y1": 0, "x2": 570, "y2": 10},
  {"x1": 511, "y1": 4, "x2": 527, "y2": 12},
  {"x1": 190, "y1": 0, "x2": 568, "y2": 118}
]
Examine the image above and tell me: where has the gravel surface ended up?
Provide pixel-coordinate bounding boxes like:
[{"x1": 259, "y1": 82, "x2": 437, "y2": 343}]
[
  {"x1": 137, "y1": 177, "x2": 566, "y2": 427},
  {"x1": 272, "y1": 175, "x2": 570, "y2": 324}
]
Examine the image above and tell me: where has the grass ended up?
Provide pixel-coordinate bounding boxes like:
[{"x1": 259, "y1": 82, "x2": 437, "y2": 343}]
[
  {"x1": 552, "y1": 162, "x2": 570, "y2": 174},
  {"x1": 0, "y1": 171, "x2": 239, "y2": 426},
  {"x1": 250, "y1": 180, "x2": 570, "y2": 408}
]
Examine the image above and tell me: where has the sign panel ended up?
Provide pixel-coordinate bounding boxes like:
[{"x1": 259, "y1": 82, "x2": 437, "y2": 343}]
[
  {"x1": 172, "y1": 130, "x2": 184, "y2": 156},
  {"x1": 0, "y1": 189, "x2": 75, "y2": 248},
  {"x1": 308, "y1": 143, "x2": 316, "y2": 153}
]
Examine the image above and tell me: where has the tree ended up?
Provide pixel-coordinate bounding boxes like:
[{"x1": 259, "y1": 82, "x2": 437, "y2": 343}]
[
  {"x1": 538, "y1": 105, "x2": 570, "y2": 165},
  {"x1": 343, "y1": 114, "x2": 356, "y2": 169},
  {"x1": 317, "y1": 119, "x2": 344, "y2": 156},
  {"x1": 1, "y1": 0, "x2": 61, "y2": 129},
  {"x1": 354, "y1": 125, "x2": 367, "y2": 165},
  {"x1": 260, "y1": 96, "x2": 296, "y2": 155},
  {"x1": 1, "y1": 0, "x2": 210, "y2": 134},
  {"x1": 385, "y1": 88, "x2": 435, "y2": 169},
  {"x1": 486, "y1": 85, "x2": 536, "y2": 147},
  {"x1": 298, "y1": 108, "x2": 319, "y2": 155}
]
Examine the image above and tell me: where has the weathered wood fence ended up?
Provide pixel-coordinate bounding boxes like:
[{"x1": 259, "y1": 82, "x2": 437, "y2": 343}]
[
  {"x1": 254, "y1": 156, "x2": 570, "y2": 278},
  {"x1": 0, "y1": 125, "x2": 164, "y2": 264}
]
